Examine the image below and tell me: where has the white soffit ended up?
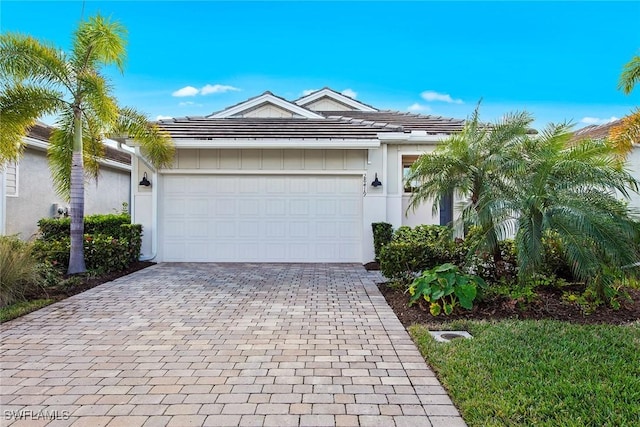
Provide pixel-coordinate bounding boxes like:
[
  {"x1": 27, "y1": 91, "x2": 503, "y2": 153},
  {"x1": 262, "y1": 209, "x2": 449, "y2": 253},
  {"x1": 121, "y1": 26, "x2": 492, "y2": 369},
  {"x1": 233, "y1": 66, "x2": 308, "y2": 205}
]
[
  {"x1": 207, "y1": 92, "x2": 324, "y2": 119},
  {"x1": 295, "y1": 88, "x2": 378, "y2": 112}
]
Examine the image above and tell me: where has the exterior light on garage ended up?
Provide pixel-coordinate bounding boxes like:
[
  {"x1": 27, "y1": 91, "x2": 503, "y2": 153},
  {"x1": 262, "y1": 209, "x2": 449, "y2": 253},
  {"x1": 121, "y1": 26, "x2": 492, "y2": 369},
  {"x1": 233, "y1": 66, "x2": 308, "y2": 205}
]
[
  {"x1": 371, "y1": 173, "x2": 382, "y2": 187},
  {"x1": 139, "y1": 172, "x2": 151, "y2": 187}
]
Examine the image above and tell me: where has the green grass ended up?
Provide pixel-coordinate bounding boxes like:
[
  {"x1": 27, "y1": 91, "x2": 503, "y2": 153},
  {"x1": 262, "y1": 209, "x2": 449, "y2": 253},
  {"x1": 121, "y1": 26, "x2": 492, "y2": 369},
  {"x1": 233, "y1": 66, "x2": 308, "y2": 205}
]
[
  {"x1": 409, "y1": 319, "x2": 640, "y2": 427},
  {"x1": 0, "y1": 299, "x2": 55, "y2": 323}
]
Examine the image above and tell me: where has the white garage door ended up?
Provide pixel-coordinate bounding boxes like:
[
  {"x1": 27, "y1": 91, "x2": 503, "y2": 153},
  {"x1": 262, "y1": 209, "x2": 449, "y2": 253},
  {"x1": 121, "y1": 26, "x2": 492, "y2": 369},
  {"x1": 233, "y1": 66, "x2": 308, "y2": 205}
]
[{"x1": 160, "y1": 175, "x2": 363, "y2": 262}]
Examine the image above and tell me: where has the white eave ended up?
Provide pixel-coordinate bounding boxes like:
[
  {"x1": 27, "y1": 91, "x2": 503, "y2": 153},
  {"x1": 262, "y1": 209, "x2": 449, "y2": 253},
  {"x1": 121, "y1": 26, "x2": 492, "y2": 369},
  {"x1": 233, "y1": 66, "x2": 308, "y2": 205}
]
[
  {"x1": 25, "y1": 136, "x2": 132, "y2": 171},
  {"x1": 377, "y1": 131, "x2": 448, "y2": 144},
  {"x1": 168, "y1": 138, "x2": 381, "y2": 149},
  {"x1": 207, "y1": 92, "x2": 324, "y2": 119},
  {"x1": 295, "y1": 88, "x2": 378, "y2": 112}
]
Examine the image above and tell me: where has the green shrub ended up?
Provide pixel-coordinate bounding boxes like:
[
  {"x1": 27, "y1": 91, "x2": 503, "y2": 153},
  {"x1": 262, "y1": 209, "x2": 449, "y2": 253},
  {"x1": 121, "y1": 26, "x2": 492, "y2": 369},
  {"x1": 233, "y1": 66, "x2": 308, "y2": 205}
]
[
  {"x1": 0, "y1": 236, "x2": 42, "y2": 307},
  {"x1": 372, "y1": 222, "x2": 393, "y2": 262},
  {"x1": 408, "y1": 263, "x2": 486, "y2": 315},
  {"x1": 33, "y1": 234, "x2": 132, "y2": 274},
  {"x1": 38, "y1": 213, "x2": 132, "y2": 241},
  {"x1": 120, "y1": 224, "x2": 142, "y2": 264},
  {"x1": 379, "y1": 225, "x2": 456, "y2": 284}
]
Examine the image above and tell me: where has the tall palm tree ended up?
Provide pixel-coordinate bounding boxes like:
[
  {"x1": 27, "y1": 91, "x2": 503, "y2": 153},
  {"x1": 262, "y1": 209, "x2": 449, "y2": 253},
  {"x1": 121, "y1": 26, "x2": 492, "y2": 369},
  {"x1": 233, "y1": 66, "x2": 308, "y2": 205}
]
[
  {"x1": 406, "y1": 106, "x2": 533, "y2": 272},
  {"x1": 0, "y1": 14, "x2": 174, "y2": 274},
  {"x1": 510, "y1": 123, "x2": 639, "y2": 295}
]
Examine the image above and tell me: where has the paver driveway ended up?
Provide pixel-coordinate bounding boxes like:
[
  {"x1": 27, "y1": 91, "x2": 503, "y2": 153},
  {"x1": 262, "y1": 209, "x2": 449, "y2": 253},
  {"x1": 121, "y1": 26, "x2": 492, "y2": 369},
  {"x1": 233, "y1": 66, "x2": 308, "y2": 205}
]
[{"x1": 1, "y1": 263, "x2": 465, "y2": 427}]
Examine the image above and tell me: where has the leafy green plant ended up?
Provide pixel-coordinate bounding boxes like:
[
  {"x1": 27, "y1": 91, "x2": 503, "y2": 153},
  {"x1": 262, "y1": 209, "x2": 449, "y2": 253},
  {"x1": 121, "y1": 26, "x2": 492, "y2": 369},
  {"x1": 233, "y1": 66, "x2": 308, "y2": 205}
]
[
  {"x1": 379, "y1": 225, "x2": 457, "y2": 284},
  {"x1": 0, "y1": 236, "x2": 42, "y2": 307},
  {"x1": 372, "y1": 222, "x2": 393, "y2": 262},
  {"x1": 408, "y1": 263, "x2": 486, "y2": 315},
  {"x1": 38, "y1": 213, "x2": 133, "y2": 241}
]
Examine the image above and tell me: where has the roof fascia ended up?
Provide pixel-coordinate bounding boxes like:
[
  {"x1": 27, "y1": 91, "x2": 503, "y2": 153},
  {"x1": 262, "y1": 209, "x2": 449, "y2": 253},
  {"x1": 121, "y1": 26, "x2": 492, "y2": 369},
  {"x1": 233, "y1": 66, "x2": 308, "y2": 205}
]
[
  {"x1": 377, "y1": 132, "x2": 448, "y2": 144},
  {"x1": 295, "y1": 88, "x2": 378, "y2": 112},
  {"x1": 170, "y1": 138, "x2": 380, "y2": 149},
  {"x1": 207, "y1": 93, "x2": 324, "y2": 119}
]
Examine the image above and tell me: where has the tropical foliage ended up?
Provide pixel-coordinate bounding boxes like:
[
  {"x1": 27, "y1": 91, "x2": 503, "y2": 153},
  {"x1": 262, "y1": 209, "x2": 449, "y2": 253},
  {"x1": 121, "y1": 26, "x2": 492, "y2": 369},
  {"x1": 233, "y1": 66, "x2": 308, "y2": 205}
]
[
  {"x1": 407, "y1": 109, "x2": 640, "y2": 303},
  {"x1": 618, "y1": 53, "x2": 640, "y2": 94},
  {"x1": 0, "y1": 14, "x2": 174, "y2": 274},
  {"x1": 406, "y1": 107, "x2": 532, "y2": 270}
]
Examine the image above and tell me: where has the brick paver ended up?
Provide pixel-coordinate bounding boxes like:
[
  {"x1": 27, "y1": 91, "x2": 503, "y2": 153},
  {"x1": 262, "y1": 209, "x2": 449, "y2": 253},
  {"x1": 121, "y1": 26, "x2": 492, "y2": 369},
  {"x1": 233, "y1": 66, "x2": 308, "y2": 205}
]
[{"x1": 1, "y1": 263, "x2": 465, "y2": 426}]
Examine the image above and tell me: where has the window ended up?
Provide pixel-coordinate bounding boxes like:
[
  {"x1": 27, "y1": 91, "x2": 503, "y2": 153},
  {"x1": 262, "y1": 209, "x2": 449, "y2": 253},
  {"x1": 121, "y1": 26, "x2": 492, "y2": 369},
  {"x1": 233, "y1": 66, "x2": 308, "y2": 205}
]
[
  {"x1": 402, "y1": 155, "x2": 419, "y2": 193},
  {"x1": 5, "y1": 161, "x2": 18, "y2": 197}
]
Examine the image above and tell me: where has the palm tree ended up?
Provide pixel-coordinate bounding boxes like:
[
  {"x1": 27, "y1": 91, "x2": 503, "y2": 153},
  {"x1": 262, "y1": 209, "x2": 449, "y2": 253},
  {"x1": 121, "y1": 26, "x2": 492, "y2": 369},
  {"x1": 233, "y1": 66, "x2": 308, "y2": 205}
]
[
  {"x1": 510, "y1": 123, "x2": 639, "y2": 296},
  {"x1": 618, "y1": 53, "x2": 640, "y2": 94},
  {"x1": 406, "y1": 106, "x2": 533, "y2": 272},
  {"x1": 0, "y1": 14, "x2": 174, "y2": 274}
]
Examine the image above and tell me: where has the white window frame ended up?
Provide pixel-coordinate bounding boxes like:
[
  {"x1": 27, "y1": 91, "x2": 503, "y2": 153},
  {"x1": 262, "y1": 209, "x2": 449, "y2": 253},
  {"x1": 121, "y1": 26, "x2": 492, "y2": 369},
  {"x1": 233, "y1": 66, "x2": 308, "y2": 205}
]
[{"x1": 6, "y1": 161, "x2": 18, "y2": 197}]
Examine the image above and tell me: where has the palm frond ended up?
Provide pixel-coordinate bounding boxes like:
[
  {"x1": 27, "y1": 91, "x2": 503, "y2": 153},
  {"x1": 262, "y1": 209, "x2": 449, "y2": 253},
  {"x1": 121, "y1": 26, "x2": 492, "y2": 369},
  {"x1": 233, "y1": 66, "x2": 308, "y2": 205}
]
[
  {"x1": 618, "y1": 54, "x2": 640, "y2": 94},
  {"x1": 0, "y1": 84, "x2": 65, "y2": 163},
  {"x1": 0, "y1": 33, "x2": 72, "y2": 92},
  {"x1": 78, "y1": 71, "x2": 119, "y2": 125},
  {"x1": 110, "y1": 106, "x2": 174, "y2": 169},
  {"x1": 48, "y1": 111, "x2": 75, "y2": 200},
  {"x1": 72, "y1": 14, "x2": 127, "y2": 73}
]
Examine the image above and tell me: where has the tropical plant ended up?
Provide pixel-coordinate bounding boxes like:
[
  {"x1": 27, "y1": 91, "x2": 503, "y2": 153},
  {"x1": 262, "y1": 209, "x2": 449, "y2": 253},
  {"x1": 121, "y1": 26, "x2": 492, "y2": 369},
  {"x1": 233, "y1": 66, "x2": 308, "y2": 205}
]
[
  {"x1": 508, "y1": 123, "x2": 640, "y2": 299},
  {"x1": 0, "y1": 14, "x2": 174, "y2": 274},
  {"x1": 408, "y1": 263, "x2": 485, "y2": 315},
  {"x1": 406, "y1": 106, "x2": 532, "y2": 273},
  {"x1": 618, "y1": 53, "x2": 640, "y2": 94},
  {"x1": 0, "y1": 236, "x2": 41, "y2": 307}
]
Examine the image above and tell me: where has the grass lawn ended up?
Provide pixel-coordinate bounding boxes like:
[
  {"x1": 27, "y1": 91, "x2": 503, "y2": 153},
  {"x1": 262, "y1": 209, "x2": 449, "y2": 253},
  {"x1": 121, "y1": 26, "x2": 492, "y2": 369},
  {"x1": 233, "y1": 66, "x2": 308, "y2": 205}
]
[
  {"x1": 0, "y1": 299, "x2": 55, "y2": 323},
  {"x1": 409, "y1": 319, "x2": 640, "y2": 427}
]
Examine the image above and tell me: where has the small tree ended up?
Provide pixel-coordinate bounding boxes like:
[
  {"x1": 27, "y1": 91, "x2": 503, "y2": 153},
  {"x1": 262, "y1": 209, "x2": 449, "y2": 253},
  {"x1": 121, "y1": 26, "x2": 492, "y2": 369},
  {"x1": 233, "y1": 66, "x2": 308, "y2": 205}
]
[{"x1": 0, "y1": 14, "x2": 174, "y2": 274}]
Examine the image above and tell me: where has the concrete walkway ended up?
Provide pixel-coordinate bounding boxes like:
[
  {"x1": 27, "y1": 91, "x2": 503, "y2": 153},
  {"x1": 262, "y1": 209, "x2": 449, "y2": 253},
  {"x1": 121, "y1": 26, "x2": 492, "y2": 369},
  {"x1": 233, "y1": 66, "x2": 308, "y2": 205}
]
[{"x1": 1, "y1": 264, "x2": 465, "y2": 427}]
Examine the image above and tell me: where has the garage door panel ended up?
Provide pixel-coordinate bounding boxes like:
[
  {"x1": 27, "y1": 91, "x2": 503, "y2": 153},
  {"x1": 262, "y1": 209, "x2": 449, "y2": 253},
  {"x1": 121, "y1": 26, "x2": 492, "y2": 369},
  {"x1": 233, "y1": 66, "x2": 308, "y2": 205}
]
[
  {"x1": 161, "y1": 175, "x2": 362, "y2": 262},
  {"x1": 215, "y1": 200, "x2": 236, "y2": 216}
]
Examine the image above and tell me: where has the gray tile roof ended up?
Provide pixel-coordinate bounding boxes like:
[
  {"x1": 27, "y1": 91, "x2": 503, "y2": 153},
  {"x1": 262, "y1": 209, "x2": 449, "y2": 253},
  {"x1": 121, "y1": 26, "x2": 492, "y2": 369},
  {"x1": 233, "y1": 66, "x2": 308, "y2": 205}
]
[
  {"x1": 321, "y1": 110, "x2": 465, "y2": 134},
  {"x1": 156, "y1": 116, "x2": 403, "y2": 140},
  {"x1": 26, "y1": 122, "x2": 131, "y2": 165}
]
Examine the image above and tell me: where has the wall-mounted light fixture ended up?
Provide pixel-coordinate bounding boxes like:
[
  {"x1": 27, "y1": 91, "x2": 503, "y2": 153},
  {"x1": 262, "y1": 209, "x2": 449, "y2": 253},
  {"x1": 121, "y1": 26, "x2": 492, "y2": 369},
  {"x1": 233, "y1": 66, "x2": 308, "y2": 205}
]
[
  {"x1": 371, "y1": 173, "x2": 382, "y2": 187},
  {"x1": 139, "y1": 172, "x2": 151, "y2": 187}
]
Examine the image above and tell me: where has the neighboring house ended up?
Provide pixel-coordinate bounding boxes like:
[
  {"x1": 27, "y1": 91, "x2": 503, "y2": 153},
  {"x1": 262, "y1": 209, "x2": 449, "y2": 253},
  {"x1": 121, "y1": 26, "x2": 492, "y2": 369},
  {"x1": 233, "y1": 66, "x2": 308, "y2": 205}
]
[
  {"x1": 129, "y1": 88, "x2": 464, "y2": 263},
  {"x1": 0, "y1": 122, "x2": 132, "y2": 240},
  {"x1": 572, "y1": 118, "x2": 640, "y2": 214}
]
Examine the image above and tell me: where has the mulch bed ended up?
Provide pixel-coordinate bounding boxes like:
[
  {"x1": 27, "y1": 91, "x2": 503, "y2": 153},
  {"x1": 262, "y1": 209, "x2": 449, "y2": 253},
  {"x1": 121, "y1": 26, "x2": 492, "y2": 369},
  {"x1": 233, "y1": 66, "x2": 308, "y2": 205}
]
[
  {"x1": 379, "y1": 282, "x2": 640, "y2": 328},
  {"x1": 26, "y1": 261, "x2": 155, "y2": 301}
]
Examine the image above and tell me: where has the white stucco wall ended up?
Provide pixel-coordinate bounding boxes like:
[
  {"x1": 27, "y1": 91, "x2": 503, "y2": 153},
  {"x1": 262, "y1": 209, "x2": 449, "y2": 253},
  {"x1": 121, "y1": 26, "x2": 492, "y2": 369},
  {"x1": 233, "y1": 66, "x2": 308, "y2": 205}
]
[
  {"x1": 627, "y1": 145, "x2": 640, "y2": 217},
  {"x1": 5, "y1": 148, "x2": 131, "y2": 240}
]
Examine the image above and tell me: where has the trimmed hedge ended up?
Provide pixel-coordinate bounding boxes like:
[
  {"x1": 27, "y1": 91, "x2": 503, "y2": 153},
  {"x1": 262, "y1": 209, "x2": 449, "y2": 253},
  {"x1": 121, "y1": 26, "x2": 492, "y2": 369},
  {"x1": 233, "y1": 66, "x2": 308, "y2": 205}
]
[
  {"x1": 372, "y1": 222, "x2": 393, "y2": 262},
  {"x1": 38, "y1": 214, "x2": 133, "y2": 241},
  {"x1": 380, "y1": 225, "x2": 456, "y2": 284},
  {"x1": 34, "y1": 213, "x2": 143, "y2": 274}
]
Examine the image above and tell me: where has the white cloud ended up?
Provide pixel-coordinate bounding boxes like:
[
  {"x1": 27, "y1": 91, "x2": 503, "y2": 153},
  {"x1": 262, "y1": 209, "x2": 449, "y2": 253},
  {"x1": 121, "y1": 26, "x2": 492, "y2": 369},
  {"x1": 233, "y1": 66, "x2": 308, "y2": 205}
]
[
  {"x1": 341, "y1": 88, "x2": 357, "y2": 99},
  {"x1": 407, "y1": 103, "x2": 432, "y2": 112},
  {"x1": 580, "y1": 116, "x2": 619, "y2": 125},
  {"x1": 172, "y1": 86, "x2": 199, "y2": 97},
  {"x1": 178, "y1": 101, "x2": 203, "y2": 107},
  {"x1": 302, "y1": 89, "x2": 319, "y2": 96},
  {"x1": 201, "y1": 84, "x2": 240, "y2": 95},
  {"x1": 156, "y1": 115, "x2": 173, "y2": 121},
  {"x1": 421, "y1": 90, "x2": 463, "y2": 104},
  {"x1": 172, "y1": 84, "x2": 240, "y2": 97}
]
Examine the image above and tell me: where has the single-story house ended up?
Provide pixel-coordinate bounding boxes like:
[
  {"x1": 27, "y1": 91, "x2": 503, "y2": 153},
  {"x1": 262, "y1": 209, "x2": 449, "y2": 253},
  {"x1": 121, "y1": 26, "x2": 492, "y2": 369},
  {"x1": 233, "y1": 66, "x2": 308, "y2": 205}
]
[
  {"x1": 572, "y1": 118, "x2": 640, "y2": 213},
  {"x1": 0, "y1": 122, "x2": 132, "y2": 239},
  {"x1": 128, "y1": 88, "x2": 465, "y2": 263}
]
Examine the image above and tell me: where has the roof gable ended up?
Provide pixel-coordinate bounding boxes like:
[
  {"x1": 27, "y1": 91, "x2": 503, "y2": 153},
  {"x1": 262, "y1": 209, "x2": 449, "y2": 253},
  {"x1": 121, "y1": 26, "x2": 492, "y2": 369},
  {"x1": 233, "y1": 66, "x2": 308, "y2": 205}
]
[
  {"x1": 207, "y1": 91, "x2": 324, "y2": 119},
  {"x1": 295, "y1": 88, "x2": 378, "y2": 112}
]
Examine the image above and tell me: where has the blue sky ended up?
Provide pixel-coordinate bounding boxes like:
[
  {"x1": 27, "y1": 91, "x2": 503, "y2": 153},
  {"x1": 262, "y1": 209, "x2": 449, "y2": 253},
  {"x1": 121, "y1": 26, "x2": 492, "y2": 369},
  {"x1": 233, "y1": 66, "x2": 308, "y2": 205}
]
[{"x1": 2, "y1": 1, "x2": 639, "y2": 130}]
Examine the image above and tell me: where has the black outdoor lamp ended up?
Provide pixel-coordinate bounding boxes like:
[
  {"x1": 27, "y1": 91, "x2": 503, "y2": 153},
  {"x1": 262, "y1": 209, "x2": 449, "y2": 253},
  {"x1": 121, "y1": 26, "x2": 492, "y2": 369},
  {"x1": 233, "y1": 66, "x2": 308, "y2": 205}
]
[
  {"x1": 371, "y1": 173, "x2": 382, "y2": 187},
  {"x1": 139, "y1": 172, "x2": 151, "y2": 187}
]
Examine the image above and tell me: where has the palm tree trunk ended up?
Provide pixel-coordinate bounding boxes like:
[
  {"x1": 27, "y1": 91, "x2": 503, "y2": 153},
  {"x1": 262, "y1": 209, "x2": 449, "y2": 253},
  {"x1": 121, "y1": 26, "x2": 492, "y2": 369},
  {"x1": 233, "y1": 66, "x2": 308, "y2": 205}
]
[{"x1": 67, "y1": 110, "x2": 86, "y2": 275}]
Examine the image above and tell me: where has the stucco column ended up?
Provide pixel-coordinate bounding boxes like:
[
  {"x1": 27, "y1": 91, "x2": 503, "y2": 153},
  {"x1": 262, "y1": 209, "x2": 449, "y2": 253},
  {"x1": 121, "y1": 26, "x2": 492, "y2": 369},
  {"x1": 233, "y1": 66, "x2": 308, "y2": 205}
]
[{"x1": 0, "y1": 167, "x2": 6, "y2": 235}]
